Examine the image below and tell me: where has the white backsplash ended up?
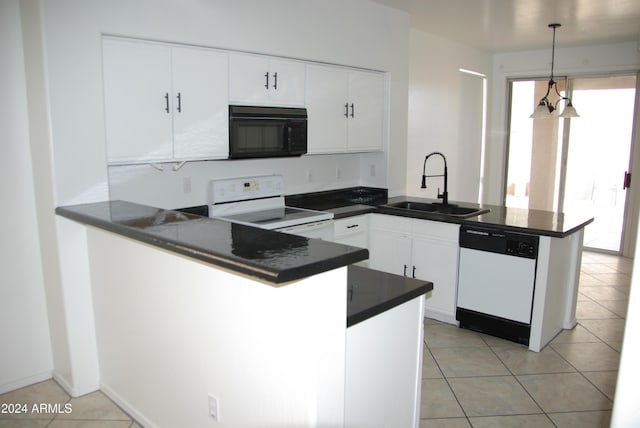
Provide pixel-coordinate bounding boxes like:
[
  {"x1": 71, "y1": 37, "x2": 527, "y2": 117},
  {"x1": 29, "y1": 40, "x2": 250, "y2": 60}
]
[{"x1": 108, "y1": 152, "x2": 387, "y2": 209}]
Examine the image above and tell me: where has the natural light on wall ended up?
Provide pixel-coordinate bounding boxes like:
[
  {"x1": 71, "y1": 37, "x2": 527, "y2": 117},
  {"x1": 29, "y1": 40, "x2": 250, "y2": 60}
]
[{"x1": 459, "y1": 68, "x2": 487, "y2": 203}]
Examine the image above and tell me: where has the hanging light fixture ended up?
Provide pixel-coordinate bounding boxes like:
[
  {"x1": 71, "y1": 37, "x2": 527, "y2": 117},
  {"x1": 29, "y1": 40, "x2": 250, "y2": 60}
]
[{"x1": 530, "y1": 23, "x2": 579, "y2": 119}]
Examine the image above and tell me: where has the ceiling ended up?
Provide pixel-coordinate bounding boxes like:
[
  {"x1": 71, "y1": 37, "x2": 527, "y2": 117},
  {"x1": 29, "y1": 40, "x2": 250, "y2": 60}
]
[{"x1": 371, "y1": 0, "x2": 640, "y2": 52}]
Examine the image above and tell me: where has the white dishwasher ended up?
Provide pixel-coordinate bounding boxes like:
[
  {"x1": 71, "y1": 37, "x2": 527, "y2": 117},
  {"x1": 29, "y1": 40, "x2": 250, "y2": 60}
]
[{"x1": 456, "y1": 226, "x2": 538, "y2": 345}]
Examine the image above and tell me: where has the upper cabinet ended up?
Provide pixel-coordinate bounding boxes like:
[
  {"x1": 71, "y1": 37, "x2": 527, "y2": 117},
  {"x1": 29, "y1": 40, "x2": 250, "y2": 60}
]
[
  {"x1": 102, "y1": 37, "x2": 386, "y2": 164},
  {"x1": 229, "y1": 54, "x2": 305, "y2": 107},
  {"x1": 306, "y1": 64, "x2": 385, "y2": 154},
  {"x1": 102, "y1": 38, "x2": 229, "y2": 164}
]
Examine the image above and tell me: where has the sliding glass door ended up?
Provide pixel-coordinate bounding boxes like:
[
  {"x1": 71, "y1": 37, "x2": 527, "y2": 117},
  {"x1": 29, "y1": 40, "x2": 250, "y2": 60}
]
[{"x1": 505, "y1": 74, "x2": 637, "y2": 254}]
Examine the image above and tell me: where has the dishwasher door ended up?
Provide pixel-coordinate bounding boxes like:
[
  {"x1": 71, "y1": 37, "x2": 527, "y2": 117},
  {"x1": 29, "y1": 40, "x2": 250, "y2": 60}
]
[
  {"x1": 456, "y1": 227, "x2": 538, "y2": 345},
  {"x1": 457, "y1": 248, "x2": 536, "y2": 323}
]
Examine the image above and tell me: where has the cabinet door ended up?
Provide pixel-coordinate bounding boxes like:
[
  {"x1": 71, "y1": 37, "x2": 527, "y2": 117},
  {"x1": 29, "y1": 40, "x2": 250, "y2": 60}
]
[
  {"x1": 411, "y1": 237, "x2": 459, "y2": 323},
  {"x1": 103, "y1": 38, "x2": 173, "y2": 163},
  {"x1": 229, "y1": 54, "x2": 305, "y2": 106},
  {"x1": 305, "y1": 64, "x2": 349, "y2": 153},
  {"x1": 347, "y1": 70, "x2": 384, "y2": 152},
  {"x1": 228, "y1": 54, "x2": 271, "y2": 105},
  {"x1": 268, "y1": 59, "x2": 305, "y2": 106},
  {"x1": 172, "y1": 48, "x2": 229, "y2": 160},
  {"x1": 369, "y1": 229, "x2": 412, "y2": 277}
]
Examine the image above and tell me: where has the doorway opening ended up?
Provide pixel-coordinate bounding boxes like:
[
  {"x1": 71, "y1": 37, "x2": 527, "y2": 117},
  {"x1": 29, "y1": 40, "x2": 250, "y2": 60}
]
[{"x1": 505, "y1": 74, "x2": 638, "y2": 254}]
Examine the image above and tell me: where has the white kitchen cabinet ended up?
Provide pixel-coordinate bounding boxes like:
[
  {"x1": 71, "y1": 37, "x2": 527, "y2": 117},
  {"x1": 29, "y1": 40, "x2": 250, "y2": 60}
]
[
  {"x1": 369, "y1": 215, "x2": 412, "y2": 276},
  {"x1": 334, "y1": 215, "x2": 370, "y2": 249},
  {"x1": 306, "y1": 64, "x2": 384, "y2": 154},
  {"x1": 171, "y1": 48, "x2": 229, "y2": 160},
  {"x1": 228, "y1": 54, "x2": 305, "y2": 107},
  {"x1": 102, "y1": 38, "x2": 229, "y2": 164},
  {"x1": 369, "y1": 214, "x2": 460, "y2": 324},
  {"x1": 347, "y1": 71, "x2": 385, "y2": 152}
]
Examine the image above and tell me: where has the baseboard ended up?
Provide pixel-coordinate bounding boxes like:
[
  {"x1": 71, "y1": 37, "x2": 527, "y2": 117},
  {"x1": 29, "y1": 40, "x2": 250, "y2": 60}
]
[
  {"x1": 101, "y1": 383, "x2": 156, "y2": 428},
  {"x1": 0, "y1": 371, "x2": 52, "y2": 395},
  {"x1": 52, "y1": 372, "x2": 99, "y2": 398},
  {"x1": 424, "y1": 309, "x2": 458, "y2": 326}
]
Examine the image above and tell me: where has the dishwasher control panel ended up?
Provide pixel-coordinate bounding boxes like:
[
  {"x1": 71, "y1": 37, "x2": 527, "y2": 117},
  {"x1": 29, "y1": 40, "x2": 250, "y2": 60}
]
[
  {"x1": 506, "y1": 240, "x2": 537, "y2": 258},
  {"x1": 460, "y1": 226, "x2": 539, "y2": 259}
]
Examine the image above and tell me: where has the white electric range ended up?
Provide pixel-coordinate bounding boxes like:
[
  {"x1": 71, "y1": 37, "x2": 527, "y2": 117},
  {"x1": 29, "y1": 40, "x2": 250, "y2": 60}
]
[{"x1": 207, "y1": 175, "x2": 334, "y2": 240}]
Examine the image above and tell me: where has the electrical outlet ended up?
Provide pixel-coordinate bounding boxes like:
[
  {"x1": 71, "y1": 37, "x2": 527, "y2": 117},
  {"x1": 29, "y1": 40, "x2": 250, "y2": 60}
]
[
  {"x1": 336, "y1": 167, "x2": 341, "y2": 180},
  {"x1": 370, "y1": 164, "x2": 376, "y2": 177},
  {"x1": 208, "y1": 395, "x2": 219, "y2": 421},
  {"x1": 183, "y1": 177, "x2": 191, "y2": 194},
  {"x1": 306, "y1": 169, "x2": 313, "y2": 182}
]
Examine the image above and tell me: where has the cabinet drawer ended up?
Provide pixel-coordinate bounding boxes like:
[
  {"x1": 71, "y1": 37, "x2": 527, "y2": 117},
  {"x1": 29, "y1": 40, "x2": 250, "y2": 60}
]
[
  {"x1": 411, "y1": 219, "x2": 459, "y2": 242},
  {"x1": 370, "y1": 214, "x2": 411, "y2": 233},
  {"x1": 335, "y1": 215, "x2": 369, "y2": 236}
]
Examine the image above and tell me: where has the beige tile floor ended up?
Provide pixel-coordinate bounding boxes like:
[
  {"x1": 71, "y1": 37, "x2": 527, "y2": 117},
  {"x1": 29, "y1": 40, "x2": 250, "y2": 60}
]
[
  {"x1": 0, "y1": 251, "x2": 630, "y2": 428},
  {"x1": 421, "y1": 250, "x2": 630, "y2": 428}
]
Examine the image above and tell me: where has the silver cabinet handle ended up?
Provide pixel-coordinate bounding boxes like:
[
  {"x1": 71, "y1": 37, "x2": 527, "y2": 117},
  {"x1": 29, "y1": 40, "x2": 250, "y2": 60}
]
[
  {"x1": 403, "y1": 264, "x2": 407, "y2": 276},
  {"x1": 273, "y1": 72, "x2": 278, "y2": 90},
  {"x1": 350, "y1": 103, "x2": 354, "y2": 118},
  {"x1": 176, "y1": 92, "x2": 182, "y2": 113},
  {"x1": 264, "y1": 72, "x2": 269, "y2": 89},
  {"x1": 344, "y1": 103, "x2": 349, "y2": 118},
  {"x1": 412, "y1": 266, "x2": 416, "y2": 278},
  {"x1": 164, "y1": 93, "x2": 170, "y2": 113}
]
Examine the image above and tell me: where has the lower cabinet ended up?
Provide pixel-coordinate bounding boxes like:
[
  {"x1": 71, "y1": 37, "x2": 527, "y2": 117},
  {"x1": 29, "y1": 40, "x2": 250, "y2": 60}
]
[
  {"x1": 333, "y1": 215, "x2": 370, "y2": 267},
  {"x1": 369, "y1": 214, "x2": 460, "y2": 324}
]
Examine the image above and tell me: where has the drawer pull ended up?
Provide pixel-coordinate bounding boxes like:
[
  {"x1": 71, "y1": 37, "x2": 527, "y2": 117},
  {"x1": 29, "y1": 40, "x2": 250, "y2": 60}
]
[{"x1": 346, "y1": 224, "x2": 359, "y2": 229}]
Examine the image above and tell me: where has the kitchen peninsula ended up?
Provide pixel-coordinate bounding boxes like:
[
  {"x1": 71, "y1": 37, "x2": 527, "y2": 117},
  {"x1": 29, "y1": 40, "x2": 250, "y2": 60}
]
[
  {"x1": 56, "y1": 201, "x2": 432, "y2": 428},
  {"x1": 287, "y1": 186, "x2": 594, "y2": 352}
]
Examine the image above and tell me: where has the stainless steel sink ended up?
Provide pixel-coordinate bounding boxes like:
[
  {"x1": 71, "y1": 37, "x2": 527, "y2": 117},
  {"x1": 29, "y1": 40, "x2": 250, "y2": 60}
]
[{"x1": 383, "y1": 201, "x2": 490, "y2": 218}]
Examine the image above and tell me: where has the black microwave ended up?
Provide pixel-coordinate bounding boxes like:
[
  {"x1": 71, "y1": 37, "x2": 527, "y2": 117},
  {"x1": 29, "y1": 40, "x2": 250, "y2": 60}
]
[{"x1": 228, "y1": 105, "x2": 307, "y2": 159}]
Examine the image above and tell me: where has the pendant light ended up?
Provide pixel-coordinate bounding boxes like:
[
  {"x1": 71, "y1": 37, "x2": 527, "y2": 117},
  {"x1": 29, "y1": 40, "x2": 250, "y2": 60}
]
[{"x1": 530, "y1": 23, "x2": 579, "y2": 119}]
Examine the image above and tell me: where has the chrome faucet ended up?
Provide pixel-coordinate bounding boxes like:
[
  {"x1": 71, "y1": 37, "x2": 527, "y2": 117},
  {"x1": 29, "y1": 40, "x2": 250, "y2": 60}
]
[{"x1": 421, "y1": 152, "x2": 449, "y2": 205}]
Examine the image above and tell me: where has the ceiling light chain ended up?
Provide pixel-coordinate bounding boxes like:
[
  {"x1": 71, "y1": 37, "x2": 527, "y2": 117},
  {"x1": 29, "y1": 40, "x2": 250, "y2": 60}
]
[{"x1": 530, "y1": 23, "x2": 580, "y2": 119}]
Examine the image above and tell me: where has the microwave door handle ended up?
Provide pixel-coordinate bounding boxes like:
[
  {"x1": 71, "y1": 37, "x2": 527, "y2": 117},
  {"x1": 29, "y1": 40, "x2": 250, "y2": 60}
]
[{"x1": 284, "y1": 125, "x2": 291, "y2": 149}]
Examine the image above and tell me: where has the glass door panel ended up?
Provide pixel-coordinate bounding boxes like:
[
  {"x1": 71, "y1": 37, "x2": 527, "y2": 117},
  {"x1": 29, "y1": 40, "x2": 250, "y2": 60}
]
[
  {"x1": 563, "y1": 75, "x2": 637, "y2": 252},
  {"x1": 505, "y1": 74, "x2": 637, "y2": 254}
]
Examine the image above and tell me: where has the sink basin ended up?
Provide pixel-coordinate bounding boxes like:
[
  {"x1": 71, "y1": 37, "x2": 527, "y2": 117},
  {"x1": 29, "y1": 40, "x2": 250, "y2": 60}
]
[{"x1": 383, "y1": 201, "x2": 490, "y2": 218}]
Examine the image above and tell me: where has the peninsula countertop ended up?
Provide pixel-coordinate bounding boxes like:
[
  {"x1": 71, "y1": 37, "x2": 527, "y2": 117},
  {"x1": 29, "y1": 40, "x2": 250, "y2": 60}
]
[{"x1": 56, "y1": 200, "x2": 368, "y2": 284}]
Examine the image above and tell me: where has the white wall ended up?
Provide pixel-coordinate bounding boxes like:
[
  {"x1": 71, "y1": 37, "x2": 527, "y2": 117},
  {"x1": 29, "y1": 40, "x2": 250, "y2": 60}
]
[
  {"x1": 611, "y1": 217, "x2": 640, "y2": 426},
  {"x1": 486, "y1": 41, "x2": 640, "y2": 205},
  {"x1": 407, "y1": 29, "x2": 491, "y2": 202},
  {"x1": 88, "y1": 228, "x2": 348, "y2": 427},
  {"x1": 23, "y1": 0, "x2": 409, "y2": 395},
  {"x1": 0, "y1": 0, "x2": 53, "y2": 393},
  {"x1": 109, "y1": 153, "x2": 383, "y2": 210}
]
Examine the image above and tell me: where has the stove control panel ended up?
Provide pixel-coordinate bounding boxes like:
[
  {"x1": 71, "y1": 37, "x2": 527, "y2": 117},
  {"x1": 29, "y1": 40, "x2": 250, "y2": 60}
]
[
  {"x1": 242, "y1": 180, "x2": 260, "y2": 193},
  {"x1": 209, "y1": 175, "x2": 284, "y2": 205}
]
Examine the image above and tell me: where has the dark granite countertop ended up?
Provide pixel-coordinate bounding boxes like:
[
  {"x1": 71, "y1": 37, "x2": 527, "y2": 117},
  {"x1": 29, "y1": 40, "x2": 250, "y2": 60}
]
[
  {"x1": 56, "y1": 200, "x2": 367, "y2": 285},
  {"x1": 286, "y1": 188, "x2": 593, "y2": 238},
  {"x1": 347, "y1": 265, "x2": 432, "y2": 327}
]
